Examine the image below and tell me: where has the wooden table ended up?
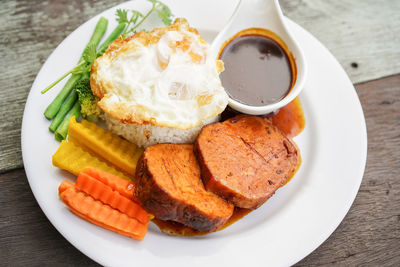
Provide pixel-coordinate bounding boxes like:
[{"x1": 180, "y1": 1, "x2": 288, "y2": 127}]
[{"x1": 1, "y1": 0, "x2": 399, "y2": 265}]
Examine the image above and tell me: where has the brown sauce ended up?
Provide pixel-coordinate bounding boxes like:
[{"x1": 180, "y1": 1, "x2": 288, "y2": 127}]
[{"x1": 219, "y1": 28, "x2": 297, "y2": 106}]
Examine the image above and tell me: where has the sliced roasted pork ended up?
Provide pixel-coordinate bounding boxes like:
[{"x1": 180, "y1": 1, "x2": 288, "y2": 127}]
[
  {"x1": 135, "y1": 144, "x2": 234, "y2": 232},
  {"x1": 195, "y1": 115, "x2": 299, "y2": 209}
]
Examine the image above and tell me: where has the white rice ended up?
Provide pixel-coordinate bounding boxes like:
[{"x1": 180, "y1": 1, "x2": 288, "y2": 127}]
[{"x1": 104, "y1": 114, "x2": 219, "y2": 148}]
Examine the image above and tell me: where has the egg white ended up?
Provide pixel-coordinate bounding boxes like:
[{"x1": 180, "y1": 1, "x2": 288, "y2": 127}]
[{"x1": 92, "y1": 20, "x2": 228, "y2": 130}]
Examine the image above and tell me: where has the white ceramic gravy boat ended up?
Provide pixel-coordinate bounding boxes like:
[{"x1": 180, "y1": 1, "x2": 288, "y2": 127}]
[{"x1": 211, "y1": 0, "x2": 307, "y2": 115}]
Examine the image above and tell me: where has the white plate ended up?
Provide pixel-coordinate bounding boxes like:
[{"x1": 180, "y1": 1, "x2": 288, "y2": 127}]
[{"x1": 21, "y1": 0, "x2": 367, "y2": 266}]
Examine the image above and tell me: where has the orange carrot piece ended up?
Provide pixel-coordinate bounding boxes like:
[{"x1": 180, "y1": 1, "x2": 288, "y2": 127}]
[
  {"x1": 76, "y1": 172, "x2": 149, "y2": 225},
  {"x1": 59, "y1": 186, "x2": 148, "y2": 241},
  {"x1": 82, "y1": 167, "x2": 136, "y2": 200},
  {"x1": 59, "y1": 180, "x2": 75, "y2": 194}
]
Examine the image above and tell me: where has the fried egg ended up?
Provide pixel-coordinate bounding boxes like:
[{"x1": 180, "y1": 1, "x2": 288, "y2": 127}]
[{"x1": 90, "y1": 18, "x2": 228, "y2": 130}]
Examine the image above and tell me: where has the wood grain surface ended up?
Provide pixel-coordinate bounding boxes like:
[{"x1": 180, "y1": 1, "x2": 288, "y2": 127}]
[{"x1": 0, "y1": 0, "x2": 399, "y2": 266}]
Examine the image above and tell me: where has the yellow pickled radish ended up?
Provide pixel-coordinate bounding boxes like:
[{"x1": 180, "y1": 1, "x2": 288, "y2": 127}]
[
  {"x1": 67, "y1": 117, "x2": 143, "y2": 175},
  {"x1": 52, "y1": 140, "x2": 132, "y2": 181}
]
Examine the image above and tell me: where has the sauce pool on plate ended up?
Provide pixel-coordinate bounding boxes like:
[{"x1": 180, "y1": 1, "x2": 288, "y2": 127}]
[{"x1": 271, "y1": 97, "x2": 305, "y2": 138}]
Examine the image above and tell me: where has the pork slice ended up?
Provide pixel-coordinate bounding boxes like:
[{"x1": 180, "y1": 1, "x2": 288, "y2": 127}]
[
  {"x1": 195, "y1": 115, "x2": 299, "y2": 209},
  {"x1": 135, "y1": 144, "x2": 234, "y2": 232}
]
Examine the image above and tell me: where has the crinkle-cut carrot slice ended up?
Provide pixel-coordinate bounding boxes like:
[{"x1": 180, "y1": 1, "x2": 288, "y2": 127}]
[
  {"x1": 59, "y1": 184, "x2": 148, "y2": 241},
  {"x1": 59, "y1": 180, "x2": 75, "y2": 194},
  {"x1": 68, "y1": 117, "x2": 143, "y2": 175},
  {"x1": 52, "y1": 140, "x2": 132, "y2": 181},
  {"x1": 81, "y1": 167, "x2": 136, "y2": 200},
  {"x1": 76, "y1": 172, "x2": 149, "y2": 224}
]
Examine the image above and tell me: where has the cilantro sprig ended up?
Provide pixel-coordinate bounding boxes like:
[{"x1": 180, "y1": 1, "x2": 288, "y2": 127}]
[{"x1": 117, "y1": 0, "x2": 173, "y2": 38}]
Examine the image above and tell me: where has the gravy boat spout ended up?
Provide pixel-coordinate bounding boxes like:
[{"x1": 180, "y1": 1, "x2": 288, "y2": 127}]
[{"x1": 212, "y1": 0, "x2": 307, "y2": 115}]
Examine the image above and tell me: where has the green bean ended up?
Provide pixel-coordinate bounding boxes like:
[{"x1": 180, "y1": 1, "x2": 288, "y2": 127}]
[
  {"x1": 85, "y1": 17, "x2": 109, "y2": 51},
  {"x1": 55, "y1": 101, "x2": 81, "y2": 141},
  {"x1": 44, "y1": 74, "x2": 81, "y2": 119},
  {"x1": 97, "y1": 23, "x2": 126, "y2": 56},
  {"x1": 48, "y1": 90, "x2": 78, "y2": 132}
]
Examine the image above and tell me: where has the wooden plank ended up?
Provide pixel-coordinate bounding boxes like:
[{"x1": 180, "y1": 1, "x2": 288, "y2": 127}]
[
  {"x1": 0, "y1": 0, "x2": 399, "y2": 172},
  {"x1": 280, "y1": 0, "x2": 400, "y2": 84},
  {"x1": 1, "y1": 75, "x2": 399, "y2": 266}
]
